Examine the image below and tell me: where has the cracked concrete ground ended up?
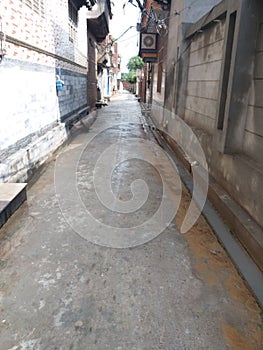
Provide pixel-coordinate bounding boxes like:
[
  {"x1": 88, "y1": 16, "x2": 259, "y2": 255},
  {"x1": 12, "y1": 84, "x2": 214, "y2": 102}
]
[{"x1": 0, "y1": 93, "x2": 262, "y2": 350}]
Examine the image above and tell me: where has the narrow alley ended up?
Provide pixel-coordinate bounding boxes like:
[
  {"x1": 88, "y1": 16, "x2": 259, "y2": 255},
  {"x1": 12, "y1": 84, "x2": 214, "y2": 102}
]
[{"x1": 0, "y1": 93, "x2": 261, "y2": 350}]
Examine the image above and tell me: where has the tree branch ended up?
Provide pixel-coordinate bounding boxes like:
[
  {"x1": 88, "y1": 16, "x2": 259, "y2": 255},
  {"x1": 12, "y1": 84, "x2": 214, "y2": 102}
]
[{"x1": 133, "y1": 0, "x2": 144, "y2": 12}]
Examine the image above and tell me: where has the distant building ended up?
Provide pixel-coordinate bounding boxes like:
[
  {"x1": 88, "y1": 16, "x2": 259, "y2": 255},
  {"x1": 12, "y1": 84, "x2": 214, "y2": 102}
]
[
  {"x1": 86, "y1": 0, "x2": 113, "y2": 107},
  {"x1": 138, "y1": 0, "x2": 171, "y2": 104},
  {"x1": 96, "y1": 35, "x2": 120, "y2": 101}
]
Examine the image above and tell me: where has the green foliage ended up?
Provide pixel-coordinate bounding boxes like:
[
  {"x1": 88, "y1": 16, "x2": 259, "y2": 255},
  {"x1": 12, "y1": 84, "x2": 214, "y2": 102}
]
[
  {"x1": 123, "y1": 56, "x2": 143, "y2": 85},
  {"x1": 127, "y1": 72, "x2": 137, "y2": 84},
  {"x1": 121, "y1": 73, "x2": 128, "y2": 80},
  {"x1": 122, "y1": 71, "x2": 137, "y2": 84},
  {"x1": 127, "y1": 56, "x2": 144, "y2": 72}
]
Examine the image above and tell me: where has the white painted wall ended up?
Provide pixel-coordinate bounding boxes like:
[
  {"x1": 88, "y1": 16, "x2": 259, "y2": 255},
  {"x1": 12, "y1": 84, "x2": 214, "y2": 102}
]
[{"x1": 0, "y1": 63, "x2": 59, "y2": 151}]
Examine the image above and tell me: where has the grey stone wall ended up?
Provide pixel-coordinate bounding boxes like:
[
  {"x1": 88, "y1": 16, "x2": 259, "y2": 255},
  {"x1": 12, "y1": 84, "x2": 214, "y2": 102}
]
[
  {"x1": 57, "y1": 68, "x2": 88, "y2": 121},
  {"x1": 183, "y1": 0, "x2": 222, "y2": 23},
  {"x1": 0, "y1": 124, "x2": 67, "y2": 183},
  {"x1": 163, "y1": 0, "x2": 263, "y2": 229},
  {"x1": 185, "y1": 19, "x2": 226, "y2": 134}
]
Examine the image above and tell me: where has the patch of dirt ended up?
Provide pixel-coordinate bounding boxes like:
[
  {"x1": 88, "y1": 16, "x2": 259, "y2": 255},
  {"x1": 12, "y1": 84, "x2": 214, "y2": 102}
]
[
  {"x1": 176, "y1": 185, "x2": 263, "y2": 350},
  {"x1": 221, "y1": 324, "x2": 257, "y2": 350}
]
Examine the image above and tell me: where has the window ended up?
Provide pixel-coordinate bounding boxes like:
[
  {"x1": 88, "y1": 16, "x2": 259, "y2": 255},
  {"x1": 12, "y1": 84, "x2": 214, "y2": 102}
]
[
  {"x1": 20, "y1": 0, "x2": 45, "y2": 18},
  {"x1": 68, "y1": 0, "x2": 78, "y2": 43}
]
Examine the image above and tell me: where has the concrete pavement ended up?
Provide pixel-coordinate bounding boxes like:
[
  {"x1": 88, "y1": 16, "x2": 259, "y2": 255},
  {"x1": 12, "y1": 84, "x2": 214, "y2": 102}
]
[{"x1": 0, "y1": 93, "x2": 262, "y2": 350}]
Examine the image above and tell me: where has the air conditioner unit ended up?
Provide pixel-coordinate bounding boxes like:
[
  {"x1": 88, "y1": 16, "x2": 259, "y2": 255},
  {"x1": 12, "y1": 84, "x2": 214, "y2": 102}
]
[{"x1": 141, "y1": 33, "x2": 156, "y2": 50}]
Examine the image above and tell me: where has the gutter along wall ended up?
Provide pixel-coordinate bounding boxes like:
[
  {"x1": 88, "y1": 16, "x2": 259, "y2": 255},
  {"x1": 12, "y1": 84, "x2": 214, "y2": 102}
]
[{"x1": 143, "y1": 0, "x2": 263, "y2": 270}]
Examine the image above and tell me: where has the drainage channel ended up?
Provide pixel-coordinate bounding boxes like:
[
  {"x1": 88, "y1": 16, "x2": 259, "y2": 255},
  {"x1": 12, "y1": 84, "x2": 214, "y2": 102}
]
[{"x1": 142, "y1": 111, "x2": 263, "y2": 309}]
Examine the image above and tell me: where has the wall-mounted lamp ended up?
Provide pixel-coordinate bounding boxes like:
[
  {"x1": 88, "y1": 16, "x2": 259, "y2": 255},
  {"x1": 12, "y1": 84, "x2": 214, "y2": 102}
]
[
  {"x1": 0, "y1": 16, "x2": 6, "y2": 64},
  {"x1": 156, "y1": 20, "x2": 168, "y2": 36}
]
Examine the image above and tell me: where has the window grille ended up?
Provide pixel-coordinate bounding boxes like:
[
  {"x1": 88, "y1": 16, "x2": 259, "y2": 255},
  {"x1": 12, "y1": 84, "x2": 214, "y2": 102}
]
[
  {"x1": 20, "y1": 0, "x2": 45, "y2": 18},
  {"x1": 68, "y1": 0, "x2": 78, "y2": 26},
  {"x1": 68, "y1": 0, "x2": 78, "y2": 43}
]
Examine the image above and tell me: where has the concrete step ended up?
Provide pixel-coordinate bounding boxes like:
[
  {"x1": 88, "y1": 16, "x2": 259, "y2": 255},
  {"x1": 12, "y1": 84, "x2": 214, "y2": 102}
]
[{"x1": 0, "y1": 183, "x2": 27, "y2": 228}]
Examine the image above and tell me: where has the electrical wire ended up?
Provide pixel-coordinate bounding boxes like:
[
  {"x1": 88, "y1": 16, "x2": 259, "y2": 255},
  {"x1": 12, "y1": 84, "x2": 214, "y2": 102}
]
[
  {"x1": 114, "y1": 25, "x2": 135, "y2": 41},
  {"x1": 117, "y1": 32, "x2": 139, "y2": 43},
  {"x1": 89, "y1": 1, "x2": 210, "y2": 69}
]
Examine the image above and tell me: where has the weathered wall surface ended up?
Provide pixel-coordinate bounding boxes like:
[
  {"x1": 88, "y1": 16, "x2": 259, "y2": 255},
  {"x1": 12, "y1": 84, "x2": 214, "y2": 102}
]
[
  {"x1": 243, "y1": 19, "x2": 263, "y2": 165},
  {"x1": 0, "y1": 0, "x2": 88, "y2": 183},
  {"x1": 58, "y1": 69, "x2": 88, "y2": 121},
  {"x1": 185, "y1": 2, "x2": 263, "y2": 228},
  {"x1": 163, "y1": 0, "x2": 182, "y2": 114},
  {"x1": 164, "y1": 0, "x2": 222, "y2": 115},
  {"x1": 0, "y1": 60, "x2": 58, "y2": 154},
  {"x1": 151, "y1": 36, "x2": 167, "y2": 101},
  {"x1": 185, "y1": 19, "x2": 225, "y2": 134},
  {"x1": 0, "y1": 124, "x2": 67, "y2": 183},
  {"x1": 183, "y1": 0, "x2": 222, "y2": 23},
  {"x1": 87, "y1": 29, "x2": 97, "y2": 109},
  {"x1": 162, "y1": 0, "x2": 263, "y2": 230}
]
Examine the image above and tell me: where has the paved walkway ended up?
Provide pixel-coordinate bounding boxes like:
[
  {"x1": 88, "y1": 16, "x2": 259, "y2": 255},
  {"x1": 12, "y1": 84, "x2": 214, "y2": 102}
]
[{"x1": 0, "y1": 93, "x2": 262, "y2": 350}]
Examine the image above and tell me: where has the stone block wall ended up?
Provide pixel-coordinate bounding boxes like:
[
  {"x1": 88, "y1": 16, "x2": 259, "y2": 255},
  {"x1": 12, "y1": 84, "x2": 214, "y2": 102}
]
[
  {"x1": 57, "y1": 69, "x2": 88, "y2": 121},
  {"x1": 185, "y1": 19, "x2": 226, "y2": 134},
  {"x1": 163, "y1": 0, "x2": 263, "y2": 229}
]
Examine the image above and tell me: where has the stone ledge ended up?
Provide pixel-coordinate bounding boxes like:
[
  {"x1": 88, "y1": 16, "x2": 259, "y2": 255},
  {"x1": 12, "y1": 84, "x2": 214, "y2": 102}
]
[
  {"x1": 0, "y1": 124, "x2": 67, "y2": 183},
  {"x1": 62, "y1": 106, "x2": 90, "y2": 129},
  {"x1": 0, "y1": 183, "x2": 27, "y2": 229},
  {"x1": 208, "y1": 178, "x2": 263, "y2": 272}
]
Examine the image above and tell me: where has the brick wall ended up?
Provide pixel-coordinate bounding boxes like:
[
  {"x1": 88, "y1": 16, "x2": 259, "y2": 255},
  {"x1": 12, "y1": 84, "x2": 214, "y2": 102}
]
[
  {"x1": 1, "y1": 0, "x2": 54, "y2": 66},
  {"x1": 122, "y1": 81, "x2": 135, "y2": 92},
  {"x1": 0, "y1": 0, "x2": 88, "y2": 182},
  {"x1": 58, "y1": 68, "x2": 88, "y2": 120}
]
